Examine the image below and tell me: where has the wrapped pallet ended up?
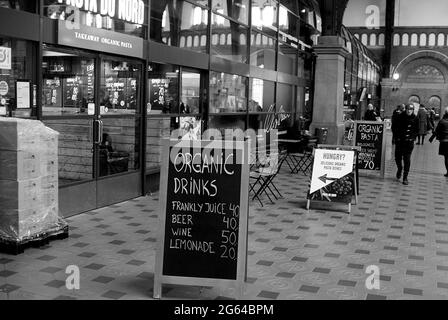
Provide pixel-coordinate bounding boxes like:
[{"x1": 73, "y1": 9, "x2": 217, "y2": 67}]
[{"x1": 0, "y1": 118, "x2": 67, "y2": 248}]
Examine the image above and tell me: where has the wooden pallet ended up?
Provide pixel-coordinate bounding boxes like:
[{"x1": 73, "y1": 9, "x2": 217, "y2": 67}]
[{"x1": 0, "y1": 225, "x2": 69, "y2": 255}]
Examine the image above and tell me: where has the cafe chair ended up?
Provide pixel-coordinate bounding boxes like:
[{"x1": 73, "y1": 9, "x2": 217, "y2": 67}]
[
  {"x1": 286, "y1": 137, "x2": 317, "y2": 175},
  {"x1": 249, "y1": 151, "x2": 287, "y2": 206}
]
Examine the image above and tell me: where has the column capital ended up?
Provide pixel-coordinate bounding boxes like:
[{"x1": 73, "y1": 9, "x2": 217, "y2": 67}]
[{"x1": 313, "y1": 36, "x2": 350, "y2": 58}]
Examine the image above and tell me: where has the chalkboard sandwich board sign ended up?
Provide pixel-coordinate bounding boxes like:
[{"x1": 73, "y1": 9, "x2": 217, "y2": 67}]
[
  {"x1": 154, "y1": 139, "x2": 250, "y2": 299},
  {"x1": 354, "y1": 121, "x2": 386, "y2": 177}
]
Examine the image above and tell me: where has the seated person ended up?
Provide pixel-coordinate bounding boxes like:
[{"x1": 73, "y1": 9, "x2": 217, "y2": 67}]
[{"x1": 99, "y1": 133, "x2": 129, "y2": 176}]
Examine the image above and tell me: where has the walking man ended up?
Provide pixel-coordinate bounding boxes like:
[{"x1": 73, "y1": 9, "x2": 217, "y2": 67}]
[{"x1": 395, "y1": 104, "x2": 419, "y2": 185}]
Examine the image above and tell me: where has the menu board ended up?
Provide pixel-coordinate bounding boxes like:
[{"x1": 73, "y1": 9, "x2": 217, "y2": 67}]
[
  {"x1": 154, "y1": 139, "x2": 249, "y2": 299},
  {"x1": 354, "y1": 121, "x2": 385, "y2": 172}
]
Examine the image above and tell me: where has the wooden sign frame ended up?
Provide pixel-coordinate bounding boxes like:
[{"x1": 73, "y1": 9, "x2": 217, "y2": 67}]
[
  {"x1": 153, "y1": 139, "x2": 250, "y2": 300},
  {"x1": 353, "y1": 121, "x2": 387, "y2": 178}
]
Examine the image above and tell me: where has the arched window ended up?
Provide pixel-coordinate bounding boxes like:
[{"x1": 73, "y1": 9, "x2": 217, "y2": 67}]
[
  {"x1": 186, "y1": 36, "x2": 192, "y2": 47},
  {"x1": 193, "y1": 35, "x2": 199, "y2": 47},
  {"x1": 378, "y1": 33, "x2": 385, "y2": 46},
  {"x1": 402, "y1": 33, "x2": 409, "y2": 46},
  {"x1": 212, "y1": 34, "x2": 219, "y2": 45},
  {"x1": 227, "y1": 34, "x2": 232, "y2": 45},
  {"x1": 220, "y1": 34, "x2": 226, "y2": 45},
  {"x1": 393, "y1": 33, "x2": 400, "y2": 46},
  {"x1": 438, "y1": 33, "x2": 445, "y2": 46},
  {"x1": 180, "y1": 36, "x2": 186, "y2": 47},
  {"x1": 419, "y1": 33, "x2": 427, "y2": 46},
  {"x1": 428, "y1": 33, "x2": 436, "y2": 46},
  {"x1": 354, "y1": 34, "x2": 360, "y2": 39},
  {"x1": 369, "y1": 33, "x2": 377, "y2": 46},
  {"x1": 361, "y1": 34, "x2": 368, "y2": 46},
  {"x1": 411, "y1": 33, "x2": 418, "y2": 46},
  {"x1": 200, "y1": 35, "x2": 207, "y2": 46}
]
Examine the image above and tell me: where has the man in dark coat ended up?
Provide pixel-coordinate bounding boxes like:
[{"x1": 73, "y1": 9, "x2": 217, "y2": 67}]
[
  {"x1": 395, "y1": 104, "x2": 419, "y2": 185},
  {"x1": 392, "y1": 104, "x2": 405, "y2": 144},
  {"x1": 364, "y1": 104, "x2": 378, "y2": 121}
]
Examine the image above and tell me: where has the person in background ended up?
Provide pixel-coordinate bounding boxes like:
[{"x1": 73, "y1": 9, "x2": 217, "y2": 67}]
[
  {"x1": 430, "y1": 107, "x2": 448, "y2": 177},
  {"x1": 392, "y1": 104, "x2": 406, "y2": 144},
  {"x1": 416, "y1": 104, "x2": 429, "y2": 145},
  {"x1": 395, "y1": 104, "x2": 419, "y2": 185},
  {"x1": 429, "y1": 107, "x2": 436, "y2": 133},
  {"x1": 364, "y1": 104, "x2": 378, "y2": 121}
]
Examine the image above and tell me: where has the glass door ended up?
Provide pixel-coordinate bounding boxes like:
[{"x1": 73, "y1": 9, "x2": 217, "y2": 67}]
[
  {"x1": 41, "y1": 47, "x2": 144, "y2": 216},
  {"x1": 96, "y1": 56, "x2": 143, "y2": 208}
]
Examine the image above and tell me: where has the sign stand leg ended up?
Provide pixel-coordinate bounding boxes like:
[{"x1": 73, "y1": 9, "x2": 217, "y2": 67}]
[
  {"x1": 153, "y1": 277, "x2": 162, "y2": 300},
  {"x1": 306, "y1": 199, "x2": 310, "y2": 210}
]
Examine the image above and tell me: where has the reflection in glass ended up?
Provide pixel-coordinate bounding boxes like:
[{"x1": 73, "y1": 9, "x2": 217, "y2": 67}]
[
  {"x1": 209, "y1": 72, "x2": 247, "y2": 114},
  {"x1": 147, "y1": 63, "x2": 179, "y2": 115},
  {"x1": 100, "y1": 60, "x2": 141, "y2": 115},
  {"x1": 0, "y1": 0, "x2": 36, "y2": 12},
  {"x1": 251, "y1": 0, "x2": 278, "y2": 34},
  {"x1": 181, "y1": 71, "x2": 201, "y2": 114},
  {"x1": 278, "y1": 5, "x2": 299, "y2": 46},
  {"x1": 150, "y1": 0, "x2": 208, "y2": 53},
  {"x1": 250, "y1": 31, "x2": 277, "y2": 70},
  {"x1": 208, "y1": 115, "x2": 246, "y2": 138},
  {"x1": 212, "y1": 0, "x2": 249, "y2": 25},
  {"x1": 211, "y1": 14, "x2": 248, "y2": 63},
  {"x1": 146, "y1": 117, "x2": 174, "y2": 171},
  {"x1": 249, "y1": 78, "x2": 275, "y2": 113},
  {"x1": 42, "y1": 49, "x2": 94, "y2": 116},
  {"x1": 278, "y1": 42, "x2": 297, "y2": 75},
  {"x1": 100, "y1": 117, "x2": 140, "y2": 177},
  {"x1": 43, "y1": 119, "x2": 93, "y2": 186},
  {"x1": 276, "y1": 82, "x2": 294, "y2": 115}
]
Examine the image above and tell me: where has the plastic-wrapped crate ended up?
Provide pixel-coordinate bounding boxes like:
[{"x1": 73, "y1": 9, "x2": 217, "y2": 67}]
[{"x1": 0, "y1": 118, "x2": 67, "y2": 247}]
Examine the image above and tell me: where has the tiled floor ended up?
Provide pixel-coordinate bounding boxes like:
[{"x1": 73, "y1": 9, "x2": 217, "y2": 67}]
[{"x1": 1, "y1": 142, "x2": 447, "y2": 300}]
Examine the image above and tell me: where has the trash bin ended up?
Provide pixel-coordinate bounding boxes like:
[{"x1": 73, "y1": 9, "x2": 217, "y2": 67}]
[{"x1": 315, "y1": 128, "x2": 328, "y2": 144}]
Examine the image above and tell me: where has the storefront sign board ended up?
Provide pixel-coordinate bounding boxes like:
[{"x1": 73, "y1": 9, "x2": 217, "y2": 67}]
[
  {"x1": 308, "y1": 148, "x2": 355, "y2": 206},
  {"x1": 154, "y1": 139, "x2": 249, "y2": 300},
  {"x1": 58, "y1": 21, "x2": 144, "y2": 59},
  {"x1": 354, "y1": 121, "x2": 386, "y2": 177}
]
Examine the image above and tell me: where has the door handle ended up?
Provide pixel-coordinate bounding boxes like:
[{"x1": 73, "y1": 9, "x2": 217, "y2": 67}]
[
  {"x1": 94, "y1": 120, "x2": 101, "y2": 144},
  {"x1": 99, "y1": 120, "x2": 104, "y2": 144}
]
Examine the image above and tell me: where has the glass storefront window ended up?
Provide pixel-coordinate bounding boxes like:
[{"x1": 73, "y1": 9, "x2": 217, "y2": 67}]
[
  {"x1": 0, "y1": 0, "x2": 36, "y2": 12},
  {"x1": 278, "y1": 42, "x2": 297, "y2": 75},
  {"x1": 209, "y1": 72, "x2": 247, "y2": 114},
  {"x1": 276, "y1": 82, "x2": 295, "y2": 115},
  {"x1": 249, "y1": 78, "x2": 275, "y2": 113},
  {"x1": 0, "y1": 37, "x2": 36, "y2": 118},
  {"x1": 251, "y1": 0, "x2": 278, "y2": 34},
  {"x1": 44, "y1": 0, "x2": 148, "y2": 38},
  {"x1": 211, "y1": 14, "x2": 248, "y2": 64},
  {"x1": 150, "y1": 0, "x2": 208, "y2": 53},
  {"x1": 181, "y1": 71, "x2": 201, "y2": 114},
  {"x1": 278, "y1": 5, "x2": 299, "y2": 47},
  {"x1": 42, "y1": 49, "x2": 94, "y2": 116},
  {"x1": 212, "y1": 0, "x2": 249, "y2": 25},
  {"x1": 147, "y1": 63, "x2": 179, "y2": 115},
  {"x1": 208, "y1": 115, "x2": 247, "y2": 137},
  {"x1": 250, "y1": 31, "x2": 277, "y2": 71},
  {"x1": 100, "y1": 60, "x2": 142, "y2": 115}
]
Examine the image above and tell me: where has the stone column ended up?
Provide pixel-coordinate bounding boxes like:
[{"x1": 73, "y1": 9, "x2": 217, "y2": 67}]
[{"x1": 310, "y1": 36, "x2": 349, "y2": 145}]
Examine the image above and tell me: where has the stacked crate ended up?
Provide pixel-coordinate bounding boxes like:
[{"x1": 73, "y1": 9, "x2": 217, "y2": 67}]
[{"x1": 0, "y1": 118, "x2": 63, "y2": 241}]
